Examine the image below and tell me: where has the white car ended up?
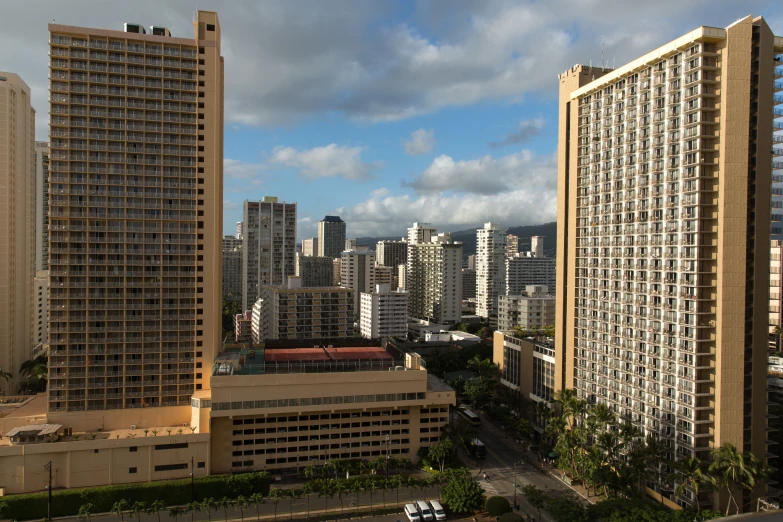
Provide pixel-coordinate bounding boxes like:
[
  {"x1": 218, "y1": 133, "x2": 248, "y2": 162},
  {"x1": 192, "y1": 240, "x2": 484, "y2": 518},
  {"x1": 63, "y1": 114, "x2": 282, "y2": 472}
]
[
  {"x1": 429, "y1": 500, "x2": 446, "y2": 521},
  {"x1": 404, "y1": 503, "x2": 421, "y2": 522},
  {"x1": 416, "y1": 500, "x2": 434, "y2": 521}
]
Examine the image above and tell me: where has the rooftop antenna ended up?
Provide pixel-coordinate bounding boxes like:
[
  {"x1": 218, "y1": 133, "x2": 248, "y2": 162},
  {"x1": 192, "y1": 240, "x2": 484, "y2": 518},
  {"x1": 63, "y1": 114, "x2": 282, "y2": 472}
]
[{"x1": 601, "y1": 36, "x2": 605, "y2": 68}]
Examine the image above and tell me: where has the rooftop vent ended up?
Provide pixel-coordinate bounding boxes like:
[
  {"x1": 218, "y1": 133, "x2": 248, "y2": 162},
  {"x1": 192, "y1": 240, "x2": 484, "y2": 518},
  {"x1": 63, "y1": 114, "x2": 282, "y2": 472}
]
[
  {"x1": 150, "y1": 26, "x2": 172, "y2": 37},
  {"x1": 123, "y1": 23, "x2": 146, "y2": 34}
]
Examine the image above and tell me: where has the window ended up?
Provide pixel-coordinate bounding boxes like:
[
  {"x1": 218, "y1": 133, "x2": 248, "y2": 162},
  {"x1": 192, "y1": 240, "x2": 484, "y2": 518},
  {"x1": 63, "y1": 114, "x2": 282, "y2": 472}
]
[
  {"x1": 206, "y1": 24, "x2": 215, "y2": 31},
  {"x1": 129, "y1": 467, "x2": 137, "y2": 474},
  {"x1": 129, "y1": 446, "x2": 138, "y2": 452},
  {"x1": 155, "y1": 443, "x2": 189, "y2": 450},
  {"x1": 154, "y1": 463, "x2": 188, "y2": 472},
  {"x1": 197, "y1": 462, "x2": 206, "y2": 468}
]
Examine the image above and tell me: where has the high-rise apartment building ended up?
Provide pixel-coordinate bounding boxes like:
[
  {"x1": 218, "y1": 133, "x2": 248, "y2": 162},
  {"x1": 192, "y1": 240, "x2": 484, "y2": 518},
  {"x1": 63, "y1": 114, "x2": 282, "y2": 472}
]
[
  {"x1": 557, "y1": 17, "x2": 780, "y2": 510},
  {"x1": 242, "y1": 197, "x2": 297, "y2": 311},
  {"x1": 301, "y1": 237, "x2": 318, "y2": 257},
  {"x1": 235, "y1": 221, "x2": 243, "y2": 239},
  {"x1": 234, "y1": 310, "x2": 252, "y2": 344},
  {"x1": 341, "y1": 251, "x2": 376, "y2": 314},
  {"x1": 506, "y1": 254, "x2": 557, "y2": 295},
  {"x1": 497, "y1": 285, "x2": 555, "y2": 332},
  {"x1": 222, "y1": 235, "x2": 241, "y2": 251},
  {"x1": 476, "y1": 222, "x2": 507, "y2": 319},
  {"x1": 257, "y1": 277, "x2": 354, "y2": 340},
  {"x1": 47, "y1": 12, "x2": 224, "y2": 416},
  {"x1": 34, "y1": 270, "x2": 50, "y2": 351},
  {"x1": 398, "y1": 264, "x2": 407, "y2": 291},
  {"x1": 295, "y1": 252, "x2": 334, "y2": 287},
  {"x1": 359, "y1": 284, "x2": 408, "y2": 339},
  {"x1": 345, "y1": 238, "x2": 357, "y2": 252},
  {"x1": 531, "y1": 236, "x2": 545, "y2": 258},
  {"x1": 506, "y1": 234, "x2": 519, "y2": 256},
  {"x1": 771, "y1": 240, "x2": 783, "y2": 350},
  {"x1": 250, "y1": 298, "x2": 263, "y2": 344},
  {"x1": 333, "y1": 258, "x2": 341, "y2": 285},
  {"x1": 374, "y1": 263, "x2": 394, "y2": 288},
  {"x1": 467, "y1": 254, "x2": 476, "y2": 271},
  {"x1": 0, "y1": 72, "x2": 36, "y2": 392},
  {"x1": 35, "y1": 141, "x2": 50, "y2": 271},
  {"x1": 407, "y1": 230, "x2": 462, "y2": 324},
  {"x1": 376, "y1": 240, "x2": 408, "y2": 268},
  {"x1": 462, "y1": 268, "x2": 477, "y2": 299},
  {"x1": 407, "y1": 222, "x2": 436, "y2": 245},
  {"x1": 222, "y1": 246, "x2": 242, "y2": 302},
  {"x1": 317, "y1": 215, "x2": 346, "y2": 258}
]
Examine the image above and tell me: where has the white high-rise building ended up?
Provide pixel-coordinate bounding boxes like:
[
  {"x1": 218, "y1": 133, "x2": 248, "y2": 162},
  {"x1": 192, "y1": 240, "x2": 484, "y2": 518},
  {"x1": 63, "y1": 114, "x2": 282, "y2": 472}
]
[
  {"x1": 476, "y1": 222, "x2": 507, "y2": 319},
  {"x1": 398, "y1": 264, "x2": 407, "y2": 291},
  {"x1": 251, "y1": 298, "x2": 263, "y2": 344},
  {"x1": 506, "y1": 254, "x2": 556, "y2": 295},
  {"x1": 360, "y1": 284, "x2": 408, "y2": 339},
  {"x1": 242, "y1": 197, "x2": 297, "y2": 311},
  {"x1": 302, "y1": 237, "x2": 318, "y2": 257},
  {"x1": 407, "y1": 222, "x2": 436, "y2": 245},
  {"x1": 407, "y1": 230, "x2": 463, "y2": 324},
  {"x1": 467, "y1": 254, "x2": 476, "y2": 271},
  {"x1": 236, "y1": 221, "x2": 243, "y2": 239},
  {"x1": 34, "y1": 141, "x2": 50, "y2": 272},
  {"x1": 497, "y1": 285, "x2": 555, "y2": 331},
  {"x1": 531, "y1": 236, "x2": 545, "y2": 258},
  {"x1": 341, "y1": 251, "x2": 376, "y2": 314},
  {"x1": 295, "y1": 252, "x2": 334, "y2": 287}
]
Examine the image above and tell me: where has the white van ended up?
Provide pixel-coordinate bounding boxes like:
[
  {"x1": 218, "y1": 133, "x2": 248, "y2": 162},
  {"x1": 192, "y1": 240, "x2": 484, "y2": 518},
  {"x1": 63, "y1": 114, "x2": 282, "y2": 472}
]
[
  {"x1": 404, "y1": 503, "x2": 421, "y2": 522},
  {"x1": 416, "y1": 500, "x2": 434, "y2": 521},
  {"x1": 429, "y1": 500, "x2": 446, "y2": 521}
]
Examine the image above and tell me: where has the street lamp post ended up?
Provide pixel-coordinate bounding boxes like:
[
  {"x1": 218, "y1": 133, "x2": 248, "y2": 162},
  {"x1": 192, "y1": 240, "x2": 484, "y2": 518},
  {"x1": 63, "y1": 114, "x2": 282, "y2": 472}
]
[{"x1": 384, "y1": 434, "x2": 390, "y2": 480}]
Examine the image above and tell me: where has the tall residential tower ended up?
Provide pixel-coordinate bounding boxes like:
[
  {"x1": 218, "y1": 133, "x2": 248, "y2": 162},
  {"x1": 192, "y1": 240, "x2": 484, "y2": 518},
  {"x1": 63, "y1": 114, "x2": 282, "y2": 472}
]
[{"x1": 317, "y1": 215, "x2": 346, "y2": 258}]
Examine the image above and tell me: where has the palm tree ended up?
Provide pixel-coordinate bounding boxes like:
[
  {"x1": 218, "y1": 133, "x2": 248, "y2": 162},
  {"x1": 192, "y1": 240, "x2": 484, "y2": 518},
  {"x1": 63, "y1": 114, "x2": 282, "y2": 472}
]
[
  {"x1": 300, "y1": 481, "x2": 314, "y2": 519},
  {"x1": 333, "y1": 479, "x2": 347, "y2": 514},
  {"x1": 595, "y1": 431, "x2": 623, "y2": 467},
  {"x1": 644, "y1": 433, "x2": 670, "y2": 502},
  {"x1": 380, "y1": 478, "x2": 390, "y2": 508},
  {"x1": 304, "y1": 465, "x2": 316, "y2": 481},
  {"x1": 111, "y1": 499, "x2": 129, "y2": 521},
  {"x1": 366, "y1": 479, "x2": 378, "y2": 513},
  {"x1": 235, "y1": 495, "x2": 247, "y2": 522},
  {"x1": 200, "y1": 497, "x2": 217, "y2": 522},
  {"x1": 185, "y1": 501, "x2": 201, "y2": 522},
  {"x1": 389, "y1": 474, "x2": 404, "y2": 506},
  {"x1": 710, "y1": 442, "x2": 748, "y2": 515},
  {"x1": 169, "y1": 507, "x2": 184, "y2": 522},
  {"x1": 130, "y1": 501, "x2": 147, "y2": 522},
  {"x1": 286, "y1": 489, "x2": 299, "y2": 520},
  {"x1": 317, "y1": 479, "x2": 335, "y2": 513},
  {"x1": 267, "y1": 487, "x2": 285, "y2": 520},
  {"x1": 672, "y1": 457, "x2": 705, "y2": 513},
  {"x1": 0, "y1": 365, "x2": 12, "y2": 393},
  {"x1": 78, "y1": 503, "x2": 94, "y2": 522},
  {"x1": 248, "y1": 492, "x2": 265, "y2": 522},
  {"x1": 147, "y1": 500, "x2": 167, "y2": 522},
  {"x1": 217, "y1": 497, "x2": 233, "y2": 521},
  {"x1": 18, "y1": 355, "x2": 48, "y2": 394}
]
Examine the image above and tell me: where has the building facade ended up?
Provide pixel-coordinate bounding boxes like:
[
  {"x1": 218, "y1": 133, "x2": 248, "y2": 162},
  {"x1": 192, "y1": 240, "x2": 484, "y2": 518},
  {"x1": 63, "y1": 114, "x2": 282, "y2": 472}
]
[
  {"x1": 317, "y1": 216, "x2": 346, "y2": 258},
  {"x1": 1, "y1": 72, "x2": 36, "y2": 393},
  {"x1": 556, "y1": 18, "x2": 779, "y2": 509},
  {"x1": 47, "y1": 12, "x2": 224, "y2": 416},
  {"x1": 242, "y1": 197, "x2": 297, "y2": 311},
  {"x1": 506, "y1": 255, "x2": 557, "y2": 295},
  {"x1": 494, "y1": 332, "x2": 556, "y2": 405},
  {"x1": 407, "y1": 223, "x2": 436, "y2": 245},
  {"x1": 476, "y1": 222, "x2": 507, "y2": 320},
  {"x1": 407, "y1": 232, "x2": 463, "y2": 324},
  {"x1": 34, "y1": 270, "x2": 50, "y2": 352},
  {"x1": 222, "y1": 235, "x2": 242, "y2": 251},
  {"x1": 398, "y1": 264, "x2": 407, "y2": 291},
  {"x1": 531, "y1": 236, "x2": 545, "y2": 258},
  {"x1": 374, "y1": 264, "x2": 394, "y2": 288},
  {"x1": 359, "y1": 284, "x2": 408, "y2": 339},
  {"x1": 35, "y1": 141, "x2": 50, "y2": 272},
  {"x1": 497, "y1": 285, "x2": 555, "y2": 332},
  {"x1": 301, "y1": 237, "x2": 318, "y2": 257},
  {"x1": 771, "y1": 240, "x2": 783, "y2": 350},
  {"x1": 376, "y1": 240, "x2": 408, "y2": 268},
  {"x1": 506, "y1": 234, "x2": 519, "y2": 256},
  {"x1": 462, "y1": 268, "x2": 477, "y2": 299},
  {"x1": 258, "y1": 277, "x2": 354, "y2": 340},
  {"x1": 340, "y1": 251, "x2": 376, "y2": 315},
  {"x1": 295, "y1": 253, "x2": 334, "y2": 287},
  {"x1": 222, "y1": 246, "x2": 242, "y2": 303},
  {"x1": 234, "y1": 310, "x2": 252, "y2": 344}
]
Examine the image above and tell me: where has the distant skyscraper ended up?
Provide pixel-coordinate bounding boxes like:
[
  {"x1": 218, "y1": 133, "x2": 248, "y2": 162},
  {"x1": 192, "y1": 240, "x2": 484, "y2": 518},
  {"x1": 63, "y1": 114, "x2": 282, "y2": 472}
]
[
  {"x1": 407, "y1": 222, "x2": 436, "y2": 245},
  {"x1": 497, "y1": 285, "x2": 554, "y2": 331},
  {"x1": 242, "y1": 197, "x2": 297, "y2": 311},
  {"x1": 376, "y1": 240, "x2": 408, "y2": 268},
  {"x1": 557, "y1": 16, "x2": 777, "y2": 509},
  {"x1": 295, "y1": 253, "x2": 334, "y2": 287},
  {"x1": 407, "y1": 230, "x2": 462, "y2": 324},
  {"x1": 302, "y1": 237, "x2": 318, "y2": 257},
  {"x1": 467, "y1": 254, "x2": 476, "y2": 271},
  {"x1": 397, "y1": 264, "x2": 407, "y2": 291},
  {"x1": 318, "y1": 215, "x2": 346, "y2": 258},
  {"x1": 531, "y1": 236, "x2": 544, "y2": 258},
  {"x1": 222, "y1": 247, "x2": 242, "y2": 303},
  {"x1": 236, "y1": 221, "x2": 243, "y2": 239},
  {"x1": 345, "y1": 238, "x2": 357, "y2": 252},
  {"x1": 505, "y1": 234, "x2": 519, "y2": 257},
  {"x1": 34, "y1": 141, "x2": 50, "y2": 272},
  {"x1": 462, "y1": 268, "x2": 477, "y2": 299},
  {"x1": 341, "y1": 251, "x2": 376, "y2": 314},
  {"x1": 360, "y1": 284, "x2": 408, "y2": 339},
  {"x1": 476, "y1": 222, "x2": 507, "y2": 320},
  {"x1": 0, "y1": 72, "x2": 35, "y2": 393}
]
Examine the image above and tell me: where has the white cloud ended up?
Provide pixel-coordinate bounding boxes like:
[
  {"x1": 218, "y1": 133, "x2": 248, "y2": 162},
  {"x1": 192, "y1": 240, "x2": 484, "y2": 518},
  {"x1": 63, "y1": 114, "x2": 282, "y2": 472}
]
[
  {"x1": 489, "y1": 117, "x2": 545, "y2": 148},
  {"x1": 402, "y1": 128, "x2": 435, "y2": 155},
  {"x1": 224, "y1": 158, "x2": 265, "y2": 184},
  {"x1": 270, "y1": 144, "x2": 382, "y2": 181},
  {"x1": 403, "y1": 149, "x2": 555, "y2": 195}
]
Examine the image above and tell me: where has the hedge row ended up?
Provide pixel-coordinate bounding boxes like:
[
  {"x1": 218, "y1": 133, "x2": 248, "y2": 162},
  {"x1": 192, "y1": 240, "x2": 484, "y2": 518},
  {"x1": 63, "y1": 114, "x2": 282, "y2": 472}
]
[{"x1": 0, "y1": 471, "x2": 271, "y2": 520}]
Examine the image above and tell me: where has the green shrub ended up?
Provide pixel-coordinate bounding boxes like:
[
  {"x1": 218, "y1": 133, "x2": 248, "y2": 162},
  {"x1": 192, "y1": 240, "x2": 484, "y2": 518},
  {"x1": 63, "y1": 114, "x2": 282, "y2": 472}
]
[
  {"x1": 0, "y1": 471, "x2": 270, "y2": 520},
  {"x1": 485, "y1": 495, "x2": 511, "y2": 516}
]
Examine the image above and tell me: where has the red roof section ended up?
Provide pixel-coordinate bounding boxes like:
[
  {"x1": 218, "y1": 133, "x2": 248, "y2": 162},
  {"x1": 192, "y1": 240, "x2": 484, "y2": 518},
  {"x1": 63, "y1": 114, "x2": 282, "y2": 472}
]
[{"x1": 263, "y1": 347, "x2": 393, "y2": 363}]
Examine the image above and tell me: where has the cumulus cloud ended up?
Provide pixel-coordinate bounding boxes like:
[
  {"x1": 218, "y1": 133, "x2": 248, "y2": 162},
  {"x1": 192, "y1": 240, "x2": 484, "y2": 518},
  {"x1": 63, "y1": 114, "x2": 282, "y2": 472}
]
[
  {"x1": 403, "y1": 149, "x2": 555, "y2": 196},
  {"x1": 489, "y1": 117, "x2": 545, "y2": 148},
  {"x1": 224, "y1": 158, "x2": 266, "y2": 184},
  {"x1": 270, "y1": 144, "x2": 382, "y2": 181},
  {"x1": 402, "y1": 128, "x2": 435, "y2": 155}
]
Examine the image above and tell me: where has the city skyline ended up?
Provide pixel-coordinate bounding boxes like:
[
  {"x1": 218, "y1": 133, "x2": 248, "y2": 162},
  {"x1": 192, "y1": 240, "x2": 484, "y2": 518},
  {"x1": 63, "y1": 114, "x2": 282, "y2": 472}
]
[{"x1": 2, "y1": 1, "x2": 782, "y2": 240}]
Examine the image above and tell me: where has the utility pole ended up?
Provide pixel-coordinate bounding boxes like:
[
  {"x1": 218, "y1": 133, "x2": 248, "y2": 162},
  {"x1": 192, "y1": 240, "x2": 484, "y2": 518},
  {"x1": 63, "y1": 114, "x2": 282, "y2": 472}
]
[{"x1": 44, "y1": 461, "x2": 52, "y2": 522}]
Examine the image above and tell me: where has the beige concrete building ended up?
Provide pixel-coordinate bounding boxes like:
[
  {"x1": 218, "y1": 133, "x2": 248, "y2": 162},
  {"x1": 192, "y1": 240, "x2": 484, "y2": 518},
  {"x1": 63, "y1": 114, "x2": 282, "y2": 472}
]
[
  {"x1": 234, "y1": 310, "x2": 252, "y2": 344},
  {"x1": 257, "y1": 277, "x2": 354, "y2": 340},
  {"x1": 374, "y1": 263, "x2": 394, "y2": 289},
  {"x1": 497, "y1": 285, "x2": 555, "y2": 332},
  {"x1": 333, "y1": 258, "x2": 341, "y2": 285},
  {"x1": 407, "y1": 231, "x2": 462, "y2": 325},
  {"x1": 341, "y1": 251, "x2": 376, "y2": 315},
  {"x1": 398, "y1": 264, "x2": 406, "y2": 291},
  {"x1": 301, "y1": 237, "x2": 317, "y2": 257},
  {"x1": 360, "y1": 284, "x2": 408, "y2": 339},
  {"x1": 317, "y1": 216, "x2": 346, "y2": 258},
  {"x1": 771, "y1": 240, "x2": 783, "y2": 350},
  {"x1": 506, "y1": 234, "x2": 519, "y2": 256},
  {"x1": 295, "y1": 252, "x2": 334, "y2": 287},
  {"x1": 34, "y1": 270, "x2": 50, "y2": 352},
  {"x1": 476, "y1": 222, "x2": 507, "y2": 320},
  {"x1": 47, "y1": 12, "x2": 224, "y2": 417},
  {"x1": 35, "y1": 141, "x2": 51, "y2": 272},
  {"x1": 209, "y1": 346, "x2": 454, "y2": 475},
  {"x1": 242, "y1": 197, "x2": 297, "y2": 311},
  {"x1": 0, "y1": 72, "x2": 36, "y2": 393},
  {"x1": 407, "y1": 222, "x2": 436, "y2": 245},
  {"x1": 493, "y1": 331, "x2": 556, "y2": 406},
  {"x1": 556, "y1": 17, "x2": 781, "y2": 510},
  {"x1": 376, "y1": 240, "x2": 408, "y2": 268}
]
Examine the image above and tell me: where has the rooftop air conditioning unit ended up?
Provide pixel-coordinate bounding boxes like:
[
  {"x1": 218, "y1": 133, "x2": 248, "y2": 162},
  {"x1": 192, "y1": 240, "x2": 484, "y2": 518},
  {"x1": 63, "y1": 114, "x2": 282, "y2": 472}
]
[{"x1": 130, "y1": 425, "x2": 136, "y2": 430}]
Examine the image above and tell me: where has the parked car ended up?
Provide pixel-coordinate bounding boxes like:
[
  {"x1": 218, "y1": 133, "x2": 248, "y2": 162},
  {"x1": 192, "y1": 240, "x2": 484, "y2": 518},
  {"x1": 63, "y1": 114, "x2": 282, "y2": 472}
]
[
  {"x1": 429, "y1": 500, "x2": 446, "y2": 521},
  {"x1": 404, "y1": 503, "x2": 421, "y2": 522},
  {"x1": 416, "y1": 500, "x2": 434, "y2": 521}
]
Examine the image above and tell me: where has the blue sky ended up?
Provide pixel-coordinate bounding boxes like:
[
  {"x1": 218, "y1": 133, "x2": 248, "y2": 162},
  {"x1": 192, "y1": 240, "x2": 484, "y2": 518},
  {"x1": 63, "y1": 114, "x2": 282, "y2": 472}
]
[{"x1": 2, "y1": 0, "x2": 782, "y2": 239}]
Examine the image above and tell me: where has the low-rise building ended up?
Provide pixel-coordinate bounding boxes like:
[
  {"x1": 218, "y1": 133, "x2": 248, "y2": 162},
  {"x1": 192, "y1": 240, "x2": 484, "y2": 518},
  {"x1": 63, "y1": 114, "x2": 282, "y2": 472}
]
[
  {"x1": 360, "y1": 284, "x2": 408, "y2": 339},
  {"x1": 497, "y1": 285, "x2": 555, "y2": 332},
  {"x1": 493, "y1": 331, "x2": 556, "y2": 406}
]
